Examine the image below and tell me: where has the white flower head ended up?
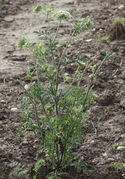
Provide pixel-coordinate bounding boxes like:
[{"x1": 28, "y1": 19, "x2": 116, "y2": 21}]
[{"x1": 55, "y1": 10, "x2": 72, "y2": 21}]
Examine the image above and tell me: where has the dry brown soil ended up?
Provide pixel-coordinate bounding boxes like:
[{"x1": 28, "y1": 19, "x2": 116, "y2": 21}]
[{"x1": 0, "y1": 0, "x2": 125, "y2": 178}]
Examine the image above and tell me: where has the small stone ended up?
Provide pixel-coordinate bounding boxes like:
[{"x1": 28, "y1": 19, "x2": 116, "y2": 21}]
[
  {"x1": 107, "y1": 158, "x2": 115, "y2": 162},
  {"x1": 117, "y1": 146, "x2": 125, "y2": 151},
  {"x1": 117, "y1": 79, "x2": 124, "y2": 84},
  {"x1": 11, "y1": 108, "x2": 18, "y2": 112},
  {"x1": 1, "y1": 100, "x2": 5, "y2": 103},
  {"x1": 122, "y1": 173, "x2": 125, "y2": 177},
  {"x1": 92, "y1": 28, "x2": 96, "y2": 32},
  {"x1": 24, "y1": 84, "x2": 30, "y2": 91},
  {"x1": 121, "y1": 134, "x2": 125, "y2": 138},
  {"x1": 22, "y1": 139, "x2": 28, "y2": 145},
  {"x1": 99, "y1": 28, "x2": 103, "y2": 31},
  {"x1": 90, "y1": 140, "x2": 95, "y2": 144},
  {"x1": 4, "y1": 16, "x2": 14, "y2": 22},
  {"x1": 118, "y1": 5, "x2": 124, "y2": 10},
  {"x1": 102, "y1": 152, "x2": 107, "y2": 157},
  {"x1": 85, "y1": 39, "x2": 92, "y2": 42}
]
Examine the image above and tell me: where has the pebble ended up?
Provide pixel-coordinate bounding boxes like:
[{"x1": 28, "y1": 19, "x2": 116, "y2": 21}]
[
  {"x1": 118, "y1": 5, "x2": 124, "y2": 10},
  {"x1": 102, "y1": 152, "x2": 108, "y2": 157},
  {"x1": 107, "y1": 158, "x2": 115, "y2": 162},
  {"x1": 117, "y1": 146, "x2": 125, "y2": 151},
  {"x1": 4, "y1": 16, "x2": 14, "y2": 22},
  {"x1": 24, "y1": 84, "x2": 30, "y2": 91},
  {"x1": 121, "y1": 134, "x2": 125, "y2": 138},
  {"x1": 85, "y1": 39, "x2": 92, "y2": 42},
  {"x1": 11, "y1": 107, "x2": 18, "y2": 112},
  {"x1": 1, "y1": 100, "x2": 5, "y2": 103}
]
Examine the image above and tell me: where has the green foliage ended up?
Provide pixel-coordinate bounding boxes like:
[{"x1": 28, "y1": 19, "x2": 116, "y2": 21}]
[
  {"x1": 97, "y1": 35, "x2": 109, "y2": 41},
  {"x1": 113, "y1": 141, "x2": 125, "y2": 147},
  {"x1": 112, "y1": 17, "x2": 125, "y2": 25},
  {"x1": 106, "y1": 162, "x2": 125, "y2": 171},
  {"x1": 15, "y1": 4, "x2": 106, "y2": 178},
  {"x1": 33, "y1": 159, "x2": 45, "y2": 173},
  {"x1": 100, "y1": 49, "x2": 108, "y2": 56},
  {"x1": 34, "y1": 5, "x2": 44, "y2": 13},
  {"x1": 47, "y1": 171, "x2": 68, "y2": 179},
  {"x1": 34, "y1": 4, "x2": 53, "y2": 16},
  {"x1": 108, "y1": 52, "x2": 117, "y2": 59},
  {"x1": 9, "y1": 162, "x2": 29, "y2": 178},
  {"x1": 55, "y1": 10, "x2": 72, "y2": 21},
  {"x1": 73, "y1": 18, "x2": 93, "y2": 36},
  {"x1": 100, "y1": 50, "x2": 117, "y2": 60},
  {"x1": 18, "y1": 37, "x2": 30, "y2": 48}
]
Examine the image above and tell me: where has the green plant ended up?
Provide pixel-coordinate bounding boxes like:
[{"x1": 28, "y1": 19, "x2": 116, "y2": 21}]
[
  {"x1": 16, "y1": 4, "x2": 108, "y2": 178},
  {"x1": 107, "y1": 16, "x2": 125, "y2": 40},
  {"x1": 113, "y1": 141, "x2": 125, "y2": 147},
  {"x1": 112, "y1": 17, "x2": 125, "y2": 25},
  {"x1": 9, "y1": 162, "x2": 30, "y2": 178},
  {"x1": 106, "y1": 162, "x2": 125, "y2": 171},
  {"x1": 97, "y1": 35, "x2": 109, "y2": 41}
]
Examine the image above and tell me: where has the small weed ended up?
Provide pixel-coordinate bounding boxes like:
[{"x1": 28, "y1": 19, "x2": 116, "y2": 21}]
[
  {"x1": 113, "y1": 141, "x2": 125, "y2": 147},
  {"x1": 97, "y1": 35, "x2": 109, "y2": 41},
  {"x1": 106, "y1": 162, "x2": 125, "y2": 171},
  {"x1": 112, "y1": 17, "x2": 125, "y2": 25},
  {"x1": 13, "y1": 4, "x2": 108, "y2": 178},
  {"x1": 107, "y1": 17, "x2": 125, "y2": 40},
  {"x1": 9, "y1": 162, "x2": 30, "y2": 178}
]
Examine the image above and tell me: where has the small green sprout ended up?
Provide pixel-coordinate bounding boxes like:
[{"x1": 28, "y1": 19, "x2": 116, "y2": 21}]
[
  {"x1": 72, "y1": 106, "x2": 81, "y2": 114},
  {"x1": 100, "y1": 49, "x2": 108, "y2": 56},
  {"x1": 33, "y1": 159, "x2": 45, "y2": 173},
  {"x1": 63, "y1": 73, "x2": 71, "y2": 82},
  {"x1": 9, "y1": 162, "x2": 29, "y2": 178},
  {"x1": 18, "y1": 37, "x2": 29, "y2": 48},
  {"x1": 34, "y1": 4, "x2": 53, "y2": 16},
  {"x1": 73, "y1": 18, "x2": 93, "y2": 35},
  {"x1": 76, "y1": 60, "x2": 86, "y2": 68},
  {"x1": 108, "y1": 52, "x2": 117, "y2": 59},
  {"x1": 97, "y1": 35, "x2": 109, "y2": 41},
  {"x1": 46, "y1": 8, "x2": 53, "y2": 15},
  {"x1": 34, "y1": 5, "x2": 44, "y2": 13},
  {"x1": 90, "y1": 65, "x2": 97, "y2": 72},
  {"x1": 32, "y1": 43, "x2": 47, "y2": 56}
]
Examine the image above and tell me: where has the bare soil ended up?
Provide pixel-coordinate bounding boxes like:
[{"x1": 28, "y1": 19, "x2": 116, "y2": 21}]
[{"x1": 0, "y1": 0, "x2": 125, "y2": 178}]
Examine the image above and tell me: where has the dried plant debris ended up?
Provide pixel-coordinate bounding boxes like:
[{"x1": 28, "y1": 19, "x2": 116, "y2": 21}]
[{"x1": 107, "y1": 17, "x2": 125, "y2": 40}]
